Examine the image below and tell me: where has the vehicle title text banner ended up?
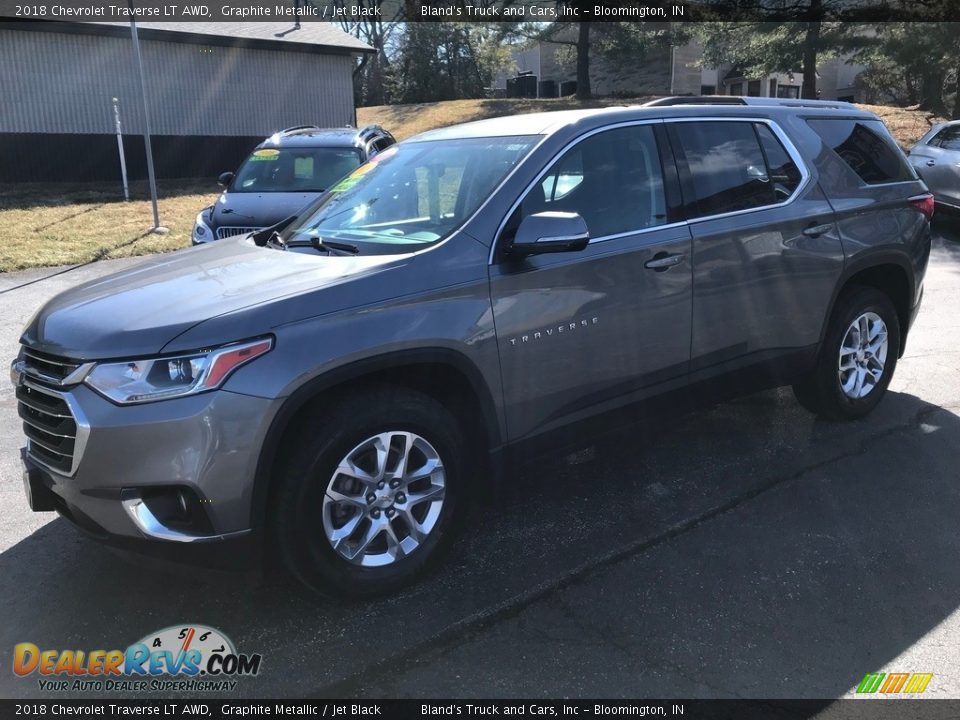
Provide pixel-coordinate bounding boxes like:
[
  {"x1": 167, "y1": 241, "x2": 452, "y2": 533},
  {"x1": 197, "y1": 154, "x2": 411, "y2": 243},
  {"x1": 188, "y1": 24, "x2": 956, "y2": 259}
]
[{"x1": 0, "y1": 0, "x2": 955, "y2": 23}]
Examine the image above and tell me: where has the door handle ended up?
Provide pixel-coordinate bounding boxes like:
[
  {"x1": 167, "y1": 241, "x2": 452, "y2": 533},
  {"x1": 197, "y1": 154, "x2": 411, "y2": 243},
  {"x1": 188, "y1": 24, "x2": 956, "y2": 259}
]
[
  {"x1": 926, "y1": 160, "x2": 936, "y2": 166},
  {"x1": 644, "y1": 252, "x2": 685, "y2": 271},
  {"x1": 802, "y1": 223, "x2": 833, "y2": 238}
]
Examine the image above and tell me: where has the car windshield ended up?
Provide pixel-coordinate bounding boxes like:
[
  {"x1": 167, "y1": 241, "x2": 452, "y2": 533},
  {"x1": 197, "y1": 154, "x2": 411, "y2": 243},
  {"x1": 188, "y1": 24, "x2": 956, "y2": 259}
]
[
  {"x1": 286, "y1": 135, "x2": 540, "y2": 250},
  {"x1": 232, "y1": 147, "x2": 363, "y2": 193}
]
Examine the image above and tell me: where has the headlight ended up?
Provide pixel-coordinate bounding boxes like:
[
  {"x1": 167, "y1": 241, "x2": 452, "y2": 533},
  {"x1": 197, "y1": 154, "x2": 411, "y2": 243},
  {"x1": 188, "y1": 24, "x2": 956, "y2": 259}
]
[
  {"x1": 84, "y1": 338, "x2": 272, "y2": 404},
  {"x1": 192, "y1": 211, "x2": 213, "y2": 243}
]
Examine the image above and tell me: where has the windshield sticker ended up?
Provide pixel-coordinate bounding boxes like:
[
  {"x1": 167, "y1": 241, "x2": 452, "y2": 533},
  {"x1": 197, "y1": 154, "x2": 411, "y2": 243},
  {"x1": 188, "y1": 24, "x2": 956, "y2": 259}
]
[
  {"x1": 294, "y1": 157, "x2": 314, "y2": 179},
  {"x1": 331, "y1": 162, "x2": 377, "y2": 192},
  {"x1": 250, "y1": 149, "x2": 280, "y2": 161}
]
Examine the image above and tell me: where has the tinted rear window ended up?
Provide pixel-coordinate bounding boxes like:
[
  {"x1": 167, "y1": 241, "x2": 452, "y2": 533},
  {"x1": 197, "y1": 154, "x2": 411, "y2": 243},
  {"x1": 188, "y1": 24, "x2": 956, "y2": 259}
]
[
  {"x1": 756, "y1": 123, "x2": 802, "y2": 198},
  {"x1": 807, "y1": 119, "x2": 914, "y2": 185},
  {"x1": 931, "y1": 125, "x2": 960, "y2": 150},
  {"x1": 674, "y1": 121, "x2": 792, "y2": 218}
]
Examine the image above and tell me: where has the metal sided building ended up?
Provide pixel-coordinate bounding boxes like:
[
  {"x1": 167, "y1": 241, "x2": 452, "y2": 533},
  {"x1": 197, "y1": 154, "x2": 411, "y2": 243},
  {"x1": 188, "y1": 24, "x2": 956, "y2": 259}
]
[{"x1": 0, "y1": 20, "x2": 373, "y2": 182}]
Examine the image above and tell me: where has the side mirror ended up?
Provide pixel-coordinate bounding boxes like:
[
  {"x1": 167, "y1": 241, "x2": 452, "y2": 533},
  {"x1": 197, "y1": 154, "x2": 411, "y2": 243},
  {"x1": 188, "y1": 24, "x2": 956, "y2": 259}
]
[
  {"x1": 510, "y1": 212, "x2": 590, "y2": 256},
  {"x1": 218, "y1": 171, "x2": 235, "y2": 187}
]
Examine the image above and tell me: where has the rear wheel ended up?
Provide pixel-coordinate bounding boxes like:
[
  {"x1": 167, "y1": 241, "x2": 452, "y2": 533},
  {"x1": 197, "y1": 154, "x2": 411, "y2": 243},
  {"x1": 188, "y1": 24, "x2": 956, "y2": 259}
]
[
  {"x1": 793, "y1": 286, "x2": 900, "y2": 420},
  {"x1": 271, "y1": 387, "x2": 466, "y2": 597}
]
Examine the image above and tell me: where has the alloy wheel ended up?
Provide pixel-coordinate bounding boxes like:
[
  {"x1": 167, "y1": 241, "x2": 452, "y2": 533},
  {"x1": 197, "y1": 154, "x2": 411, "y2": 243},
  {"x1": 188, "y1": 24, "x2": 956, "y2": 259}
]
[
  {"x1": 838, "y1": 311, "x2": 888, "y2": 399},
  {"x1": 321, "y1": 431, "x2": 446, "y2": 567}
]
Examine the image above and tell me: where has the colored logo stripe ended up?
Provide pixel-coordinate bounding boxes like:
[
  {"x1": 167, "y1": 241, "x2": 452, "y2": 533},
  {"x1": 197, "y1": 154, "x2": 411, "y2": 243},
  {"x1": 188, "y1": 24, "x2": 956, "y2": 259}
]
[
  {"x1": 903, "y1": 673, "x2": 934, "y2": 693},
  {"x1": 880, "y1": 673, "x2": 909, "y2": 693},
  {"x1": 857, "y1": 673, "x2": 885, "y2": 693},
  {"x1": 857, "y1": 672, "x2": 933, "y2": 694}
]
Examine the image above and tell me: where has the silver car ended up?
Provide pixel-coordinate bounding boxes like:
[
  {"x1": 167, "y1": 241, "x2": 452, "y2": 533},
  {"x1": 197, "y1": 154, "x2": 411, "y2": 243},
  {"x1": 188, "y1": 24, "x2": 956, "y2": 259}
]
[{"x1": 909, "y1": 121, "x2": 960, "y2": 210}]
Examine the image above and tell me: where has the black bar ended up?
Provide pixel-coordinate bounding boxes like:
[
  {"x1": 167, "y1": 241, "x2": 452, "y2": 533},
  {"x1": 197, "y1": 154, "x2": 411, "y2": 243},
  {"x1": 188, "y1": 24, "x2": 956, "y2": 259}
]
[
  {"x1": 2, "y1": 700, "x2": 960, "y2": 719},
  {"x1": 1, "y1": 0, "x2": 957, "y2": 23}
]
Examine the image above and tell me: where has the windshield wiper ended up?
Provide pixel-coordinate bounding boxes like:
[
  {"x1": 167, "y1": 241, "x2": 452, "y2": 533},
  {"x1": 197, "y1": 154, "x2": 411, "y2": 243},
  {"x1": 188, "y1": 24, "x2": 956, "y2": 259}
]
[
  {"x1": 284, "y1": 237, "x2": 360, "y2": 255},
  {"x1": 251, "y1": 215, "x2": 299, "y2": 247}
]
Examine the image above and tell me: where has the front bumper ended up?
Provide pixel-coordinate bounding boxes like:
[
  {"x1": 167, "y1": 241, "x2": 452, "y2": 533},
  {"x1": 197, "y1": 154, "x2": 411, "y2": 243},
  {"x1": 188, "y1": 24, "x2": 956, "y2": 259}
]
[
  {"x1": 24, "y1": 452, "x2": 261, "y2": 570},
  {"x1": 16, "y1": 383, "x2": 282, "y2": 568}
]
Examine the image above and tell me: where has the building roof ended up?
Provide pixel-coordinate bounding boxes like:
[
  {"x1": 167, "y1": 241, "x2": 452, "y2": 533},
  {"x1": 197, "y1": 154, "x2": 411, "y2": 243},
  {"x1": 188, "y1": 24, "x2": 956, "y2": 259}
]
[{"x1": 0, "y1": 19, "x2": 373, "y2": 55}]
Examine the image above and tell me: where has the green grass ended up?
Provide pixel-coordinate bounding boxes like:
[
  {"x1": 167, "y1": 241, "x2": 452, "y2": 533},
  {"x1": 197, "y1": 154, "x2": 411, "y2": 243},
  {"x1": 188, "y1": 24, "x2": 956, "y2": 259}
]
[{"x1": 0, "y1": 180, "x2": 218, "y2": 273}]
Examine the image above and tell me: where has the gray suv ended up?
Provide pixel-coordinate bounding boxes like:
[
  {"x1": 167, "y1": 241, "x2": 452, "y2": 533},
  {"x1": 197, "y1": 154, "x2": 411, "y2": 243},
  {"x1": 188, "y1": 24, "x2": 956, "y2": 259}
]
[
  {"x1": 192, "y1": 124, "x2": 396, "y2": 244},
  {"x1": 12, "y1": 98, "x2": 931, "y2": 596}
]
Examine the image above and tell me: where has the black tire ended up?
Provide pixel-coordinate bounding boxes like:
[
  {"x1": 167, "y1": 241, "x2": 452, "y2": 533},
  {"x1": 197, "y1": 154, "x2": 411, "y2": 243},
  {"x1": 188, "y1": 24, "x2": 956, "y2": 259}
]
[
  {"x1": 793, "y1": 286, "x2": 900, "y2": 421},
  {"x1": 270, "y1": 386, "x2": 466, "y2": 598}
]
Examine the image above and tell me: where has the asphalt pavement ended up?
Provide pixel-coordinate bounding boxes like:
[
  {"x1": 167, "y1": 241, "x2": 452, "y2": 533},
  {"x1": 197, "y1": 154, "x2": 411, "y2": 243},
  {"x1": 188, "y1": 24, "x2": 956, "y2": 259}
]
[{"x1": 1, "y1": 227, "x2": 959, "y2": 703}]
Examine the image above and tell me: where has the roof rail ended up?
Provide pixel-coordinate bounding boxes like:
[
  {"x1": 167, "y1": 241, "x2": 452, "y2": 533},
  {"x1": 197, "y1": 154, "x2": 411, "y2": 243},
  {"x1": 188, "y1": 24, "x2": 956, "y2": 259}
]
[
  {"x1": 279, "y1": 125, "x2": 322, "y2": 135},
  {"x1": 741, "y1": 97, "x2": 857, "y2": 109},
  {"x1": 356, "y1": 124, "x2": 384, "y2": 138},
  {"x1": 645, "y1": 96, "x2": 857, "y2": 110},
  {"x1": 644, "y1": 96, "x2": 745, "y2": 107}
]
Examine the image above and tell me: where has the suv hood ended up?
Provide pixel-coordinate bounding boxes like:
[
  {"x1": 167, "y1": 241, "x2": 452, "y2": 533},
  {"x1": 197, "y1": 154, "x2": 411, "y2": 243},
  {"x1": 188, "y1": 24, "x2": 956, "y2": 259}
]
[
  {"x1": 20, "y1": 238, "x2": 406, "y2": 360},
  {"x1": 212, "y1": 191, "x2": 321, "y2": 230}
]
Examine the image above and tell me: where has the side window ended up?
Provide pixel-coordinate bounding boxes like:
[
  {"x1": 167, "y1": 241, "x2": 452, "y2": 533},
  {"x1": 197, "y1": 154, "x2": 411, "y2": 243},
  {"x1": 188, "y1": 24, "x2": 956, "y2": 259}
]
[
  {"x1": 541, "y1": 150, "x2": 583, "y2": 201},
  {"x1": 807, "y1": 118, "x2": 914, "y2": 185},
  {"x1": 755, "y1": 123, "x2": 803, "y2": 200},
  {"x1": 519, "y1": 125, "x2": 668, "y2": 238},
  {"x1": 673, "y1": 121, "x2": 778, "y2": 218},
  {"x1": 932, "y1": 126, "x2": 960, "y2": 150}
]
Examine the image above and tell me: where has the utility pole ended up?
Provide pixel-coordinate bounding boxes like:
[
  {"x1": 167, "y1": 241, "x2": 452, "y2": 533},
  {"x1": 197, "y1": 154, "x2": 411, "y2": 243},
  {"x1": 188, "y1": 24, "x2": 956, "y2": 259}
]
[
  {"x1": 111, "y1": 97, "x2": 129, "y2": 201},
  {"x1": 128, "y1": 4, "x2": 166, "y2": 233}
]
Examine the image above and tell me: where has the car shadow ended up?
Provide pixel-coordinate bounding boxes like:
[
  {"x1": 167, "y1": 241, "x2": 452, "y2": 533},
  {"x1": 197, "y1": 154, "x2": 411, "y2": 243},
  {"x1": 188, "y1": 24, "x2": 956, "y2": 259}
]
[
  {"x1": 1, "y1": 386, "x2": 958, "y2": 704},
  {"x1": 933, "y1": 215, "x2": 960, "y2": 263}
]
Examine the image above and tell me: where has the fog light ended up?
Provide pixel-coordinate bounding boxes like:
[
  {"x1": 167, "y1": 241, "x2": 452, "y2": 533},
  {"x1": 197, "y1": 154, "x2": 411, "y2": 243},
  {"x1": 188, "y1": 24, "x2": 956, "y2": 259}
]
[{"x1": 122, "y1": 486, "x2": 214, "y2": 539}]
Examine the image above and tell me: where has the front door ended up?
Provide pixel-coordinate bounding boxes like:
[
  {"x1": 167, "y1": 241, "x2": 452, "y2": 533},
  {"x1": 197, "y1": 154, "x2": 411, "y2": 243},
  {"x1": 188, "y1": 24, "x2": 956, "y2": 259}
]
[{"x1": 489, "y1": 123, "x2": 693, "y2": 441}]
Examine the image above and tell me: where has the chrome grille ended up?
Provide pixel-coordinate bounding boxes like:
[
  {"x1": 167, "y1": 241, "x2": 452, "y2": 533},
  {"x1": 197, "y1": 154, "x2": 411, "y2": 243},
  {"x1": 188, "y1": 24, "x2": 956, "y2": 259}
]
[
  {"x1": 20, "y1": 347, "x2": 84, "y2": 385},
  {"x1": 16, "y1": 380, "x2": 84, "y2": 475},
  {"x1": 216, "y1": 226, "x2": 261, "y2": 240},
  {"x1": 14, "y1": 348, "x2": 91, "y2": 476}
]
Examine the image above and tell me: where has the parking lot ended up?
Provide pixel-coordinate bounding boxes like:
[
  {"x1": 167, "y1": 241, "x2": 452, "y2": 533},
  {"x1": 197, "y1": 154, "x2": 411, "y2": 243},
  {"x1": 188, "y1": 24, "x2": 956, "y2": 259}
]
[{"x1": 1, "y1": 224, "x2": 959, "y2": 701}]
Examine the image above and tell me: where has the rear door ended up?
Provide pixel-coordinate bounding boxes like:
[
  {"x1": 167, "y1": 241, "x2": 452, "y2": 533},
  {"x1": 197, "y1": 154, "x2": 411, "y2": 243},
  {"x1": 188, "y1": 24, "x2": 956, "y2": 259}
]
[
  {"x1": 489, "y1": 122, "x2": 693, "y2": 440},
  {"x1": 804, "y1": 116, "x2": 929, "y2": 315},
  {"x1": 666, "y1": 118, "x2": 844, "y2": 374}
]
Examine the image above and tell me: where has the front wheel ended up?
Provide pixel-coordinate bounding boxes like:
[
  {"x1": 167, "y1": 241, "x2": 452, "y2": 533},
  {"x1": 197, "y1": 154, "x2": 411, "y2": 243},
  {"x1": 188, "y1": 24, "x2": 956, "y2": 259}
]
[
  {"x1": 793, "y1": 286, "x2": 900, "y2": 420},
  {"x1": 271, "y1": 387, "x2": 466, "y2": 597}
]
